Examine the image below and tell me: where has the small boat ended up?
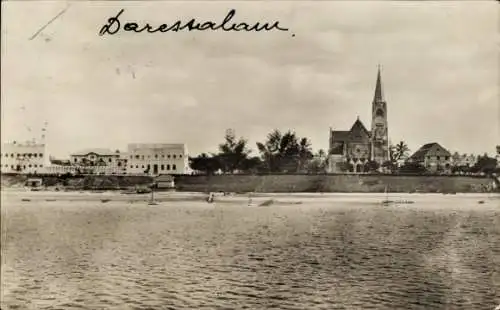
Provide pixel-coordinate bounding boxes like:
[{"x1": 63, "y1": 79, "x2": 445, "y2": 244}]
[
  {"x1": 101, "y1": 199, "x2": 111, "y2": 203},
  {"x1": 381, "y1": 186, "x2": 393, "y2": 205},
  {"x1": 381, "y1": 186, "x2": 414, "y2": 205},
  {"x1": 258, "y1": 199, "x2": 274, "y2": 207},
  {"x1": 148, "y1": 186, "x2": 158, "y2": 206},
  {"x1": 477, "y1": 200, "x2": 485, "y2": 204},
  {"x1": 206, "y1": 192, "x2": 215, "y2": 204}
]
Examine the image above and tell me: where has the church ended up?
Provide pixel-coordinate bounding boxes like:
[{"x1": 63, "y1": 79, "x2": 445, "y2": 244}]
[{"x1": 327, "y1": 66, "x2": 390, "y2": 173}]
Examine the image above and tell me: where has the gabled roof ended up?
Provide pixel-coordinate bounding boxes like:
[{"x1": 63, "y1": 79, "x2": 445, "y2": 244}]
[
  {"x1": 70, "y1": 148, "x2": 118, "y2": 156},
  {"x1": 331, "y1": 118, "x2": 371, "y2": 142},
  {"x1": 331, "y1": 131, "x2": 350, "y2": 142},
  {"x1": 409, "y1": 142, "x2": 451, "y2": 160},
  {"x1": 349, "y1": 118, "x2": 370, "y2": 137}
]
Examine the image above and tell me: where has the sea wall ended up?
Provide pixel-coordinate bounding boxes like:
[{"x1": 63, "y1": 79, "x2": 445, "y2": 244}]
[
  {"x1": 174, "y1": 174, "x2": 495, "y2": 193},
  {"x1": 1, "y1": 174, "x2": 153, "y2": 190},
  {"x1": 1, "y1": 173, "x2": 495, "y2": 193}
]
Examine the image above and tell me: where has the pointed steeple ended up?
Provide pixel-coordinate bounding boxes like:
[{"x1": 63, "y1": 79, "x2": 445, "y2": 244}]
[{"x1": 373, "y1": 64, "x2": 384, "y2": 102}]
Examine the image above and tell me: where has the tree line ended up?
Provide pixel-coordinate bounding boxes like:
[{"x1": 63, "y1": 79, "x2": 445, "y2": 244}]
[
  {"x1": 189, "y1": 129, "x2": 321, "y2": 175},
  {"x1": 189, "y1": 129, "x2": 499, "y2": 175}
]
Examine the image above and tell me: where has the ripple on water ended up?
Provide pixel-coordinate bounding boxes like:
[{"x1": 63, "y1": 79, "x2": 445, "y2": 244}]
[{"x1": 1, "y1": 199, "x2": 499, "y2": 309}]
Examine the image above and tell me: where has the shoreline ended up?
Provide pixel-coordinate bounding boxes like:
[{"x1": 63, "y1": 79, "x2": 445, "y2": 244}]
[{"x1": 2, "y1": 189, "x2": 498, "y2": 205}]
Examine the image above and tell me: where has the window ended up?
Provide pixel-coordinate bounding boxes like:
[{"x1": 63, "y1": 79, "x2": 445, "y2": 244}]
[
  {"x1": 130, "y1": 165, "x2": 133, "y2": 168},
  {"x1": 11, "y1": 154, "x2": 14, "y2": 158},
  {"x1": 34, "y1": 153, "x2": 38, "y2": 158},
  {"x1": 162, "y1": 155, "x2": 165, "y2": 158},
  {"x1": 167, "y1": 155, "x2": 171, "y2": 158},
  {"x1": 34, "y1": 165, "x2": 37, "y2": 168},
  {"x1": 161, "y1": 164, "x2": 165, "y2": 170},
  {"x1": 172, "y1": 164, "x2": 177, "y2": 170},
  {"x1": 445, "y1": 156, "x2": 449, "y2": 160},
  {"x1": 141, "y1": 165, "x2": 144, "y2": 168},
  {"x1": 437, "y1": 156, "x2": 440, "y2": 160},
  {"x1": 136, "y1": 165, "x2": 139, "y2": 168},
  {"x1": 130, "y1": 155, "x2": 133, "y2": 159},
  {"x1": 74, "y1": 158, "x2": 78, "y2": 162},
  {"x1": 179, "y1": 155, "x2": 183, "y2": 158},
  {"x1": 40, "y1": 165, "x2": 43, "y2": 168},
  {"x1": 109, "y1": 158, "x2": 112, "y2": 162},
  {"x1": 167, "y1": 164, "x2": 170, "y2": 170},
  {"x1": 173, "y1": 155, "x2": 177, "y2": 159},
  {"x1": 28, "y1": 164, "x2": 32, "y2": 168},
  {"x1": 135, "y1": 155, "x2": 139, "y2": 159},
  {"x1": 39, "y1": 153, "x2": 43, "y2": 158},
  {"x1": 155, "y1": 154, "x2": 158, "y2": 159},
  {"x1": 141, "y1": 155, "x2": 144, "y2": 160}
]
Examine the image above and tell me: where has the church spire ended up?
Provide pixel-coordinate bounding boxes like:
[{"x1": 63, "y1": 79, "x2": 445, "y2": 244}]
[{"x1": 373, "y1": 64, "x2": 384, "y2": 102}]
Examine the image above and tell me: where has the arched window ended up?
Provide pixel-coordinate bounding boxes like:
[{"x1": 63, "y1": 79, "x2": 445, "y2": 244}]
[{"x1": 375, "y1": 109, "x2": 384, "y2": 117}]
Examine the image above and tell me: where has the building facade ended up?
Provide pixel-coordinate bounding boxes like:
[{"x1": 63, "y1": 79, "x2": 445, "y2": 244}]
[
  {"x1": 408, "y1": 142, "x2": 452, "y2": 172},
  {"x1": 126, "y1": 143, "x2": 189, "y2": 175},
  {"x1": 70, "y1": 148, "x2": 126, "y2": 174},
  {"x1": 327, "y1": 66, "x2": 390, "y2": 173},
  {"x1": 1, "y1": 141, "x2": 47, "y2": 174}
]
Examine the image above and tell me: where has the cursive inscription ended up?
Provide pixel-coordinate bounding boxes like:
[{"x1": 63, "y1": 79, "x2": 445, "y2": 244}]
[{"x1": 99, "y1": 9, "x2": 293, "y2": 36}]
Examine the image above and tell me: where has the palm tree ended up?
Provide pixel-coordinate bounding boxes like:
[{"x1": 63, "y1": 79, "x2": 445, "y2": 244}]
[{"x1": 394, "y1": 141, "x2": 410, "y2": 161}]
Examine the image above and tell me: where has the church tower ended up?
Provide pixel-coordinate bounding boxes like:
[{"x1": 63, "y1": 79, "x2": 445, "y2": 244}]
[{"x1": 370, "y1": 65, "x2": 389, "y2": 164}]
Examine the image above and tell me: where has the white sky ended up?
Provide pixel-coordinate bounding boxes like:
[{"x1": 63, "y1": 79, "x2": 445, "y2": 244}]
[{"x1": 1, "y1": 1, "x2": 499, "y2": 157}]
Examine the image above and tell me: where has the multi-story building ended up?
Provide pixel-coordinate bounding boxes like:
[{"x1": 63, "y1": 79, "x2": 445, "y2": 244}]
[
  {"x1": 408, "y1": 142, "x2": 452, "y2": 172},
  {"x1": 328, "y1": 66, "x2": 390, "y2": 173},
  {"x1": 126, "y1": 143, "x2": 189, "y2": 175},
  {"x1": 0, "y1": 141, "x2": 47, "y2": 174},
  {"x1": 70, "y1": 148, "x2": 126, "y2": 174}
]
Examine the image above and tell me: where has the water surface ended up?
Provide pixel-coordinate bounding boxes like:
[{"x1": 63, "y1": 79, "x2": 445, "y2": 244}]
[{"x1": 1, "y1": 194, "x2": 499, "y2": 309}]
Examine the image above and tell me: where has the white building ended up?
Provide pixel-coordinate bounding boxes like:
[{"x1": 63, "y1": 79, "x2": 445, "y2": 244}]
[
  {"x1": 1, "y1": 141, "x2": 47, "y2": 174},
  {"x1": 70, "y1": 148, "x2": 127, "y2": 174},
  {"x1": 126, "y1": 143, "x2": 189, "y2": 175}
]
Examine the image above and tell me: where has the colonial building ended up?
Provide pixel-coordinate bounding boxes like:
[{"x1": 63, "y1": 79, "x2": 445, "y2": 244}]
[
  {"x1": 408, "y1": 142, "x2": 452, "y2": 172},
  {"x1": 70, "y1": 148, "x2": 127, "y2": 174},
  {"x1": 126, "y1": 143, "x2": 189, "y2": 175},
  {"x1": 327, "y1": 66, "x2": 390, "y2": 173},
  {"x1": 0, "y1": 141, "x2": 47, "y2": 174}
]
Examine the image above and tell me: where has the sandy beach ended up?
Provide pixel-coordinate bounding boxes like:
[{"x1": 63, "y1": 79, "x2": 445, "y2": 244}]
[{"x1": 2, "y1": 189, "x2": 498, "y2": 208}]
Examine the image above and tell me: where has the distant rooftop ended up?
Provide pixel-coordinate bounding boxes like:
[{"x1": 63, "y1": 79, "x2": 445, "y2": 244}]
[{"x1": 70, "y1": 148, "x2": 119, "y2": 156}]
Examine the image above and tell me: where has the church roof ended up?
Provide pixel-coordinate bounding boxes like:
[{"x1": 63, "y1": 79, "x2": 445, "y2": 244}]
[
  {"x1": 331, "y1": 131, "x2": 350, "y2": 142},
  {"x1": 331, "y1": 118, "x2": 371, "y2": 142},
  {"x1": 349, "y1": 118, "x2": 370, "y2": 135}
]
